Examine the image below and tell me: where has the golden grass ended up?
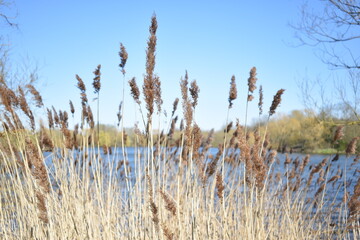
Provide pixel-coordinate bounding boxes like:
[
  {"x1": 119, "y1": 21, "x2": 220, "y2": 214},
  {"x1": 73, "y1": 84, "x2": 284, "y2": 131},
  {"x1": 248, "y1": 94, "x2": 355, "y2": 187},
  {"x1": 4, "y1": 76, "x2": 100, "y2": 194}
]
[{"x1": 0, "y1": 14, "x2": 359, "y2": 240}]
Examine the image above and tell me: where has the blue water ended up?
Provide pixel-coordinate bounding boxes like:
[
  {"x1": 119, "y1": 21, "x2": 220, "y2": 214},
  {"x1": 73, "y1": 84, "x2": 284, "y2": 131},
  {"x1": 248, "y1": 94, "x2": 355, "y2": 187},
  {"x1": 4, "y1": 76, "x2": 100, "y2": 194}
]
[{"x1": 43, "y1": 147, "x2": 360, "y2": 205}]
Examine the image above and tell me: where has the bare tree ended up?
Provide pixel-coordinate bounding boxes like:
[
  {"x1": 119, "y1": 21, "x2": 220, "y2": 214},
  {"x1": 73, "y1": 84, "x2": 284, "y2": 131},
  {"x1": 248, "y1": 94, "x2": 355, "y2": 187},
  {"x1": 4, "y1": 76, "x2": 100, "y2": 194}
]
[
  {"x1": 336, "y1": 70, "x2": 360, "y2": 121},
  {"x1": 293, "y1": 0, "x2": 360, "y2": 69},
  {"x1": 294, "y1": 1, "x2": 360, "y2": 128},
  {"x1": 0, "y1": 0, "x2": 17, "y2": 85},
  {"x1": 0, "y1": 0, "x2": 16, "y2": 27}
]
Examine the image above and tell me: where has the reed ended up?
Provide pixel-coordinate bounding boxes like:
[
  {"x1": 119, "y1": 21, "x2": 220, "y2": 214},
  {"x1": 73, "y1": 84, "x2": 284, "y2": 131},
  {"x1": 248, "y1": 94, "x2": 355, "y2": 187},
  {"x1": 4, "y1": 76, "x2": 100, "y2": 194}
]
[
  {"x1": 0, "y1": 14, "x2": 359, "y2": 240},
  {"x1": 92, "y1": 64, "x2": 101, "y2": 139}
]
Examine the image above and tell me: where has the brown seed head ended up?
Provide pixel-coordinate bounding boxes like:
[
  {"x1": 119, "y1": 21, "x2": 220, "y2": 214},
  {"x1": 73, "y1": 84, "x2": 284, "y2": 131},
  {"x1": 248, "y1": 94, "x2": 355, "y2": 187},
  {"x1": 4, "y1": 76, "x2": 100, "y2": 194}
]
[
  {"x1": 129, "y1": 77, "x2": 141, "y2": 104},
  {"x1": 52, "y1": 106, "x2": 60, "y2": 127},
  {"x1": 171, "y1": 98, "x2": 179, "y2": 117},
  {"x1": 18, "y1": 86, "x2": 30, "y2": 116},
  {"x1": 228, "y1": 75, "x2": 237, "y2": 108},
  {"x1": 216, "y1": 172, "x2": 225, "y2": 203},
  {"x1": 346, "y1": 137, "x2": 359, "y2": 157},
  {"x1": 0, "y1": 87, "x2": 15, "y2": 112},
  {"x1": 168, "y1": 116, "x2": 178, "y2": 138},
  {"x1": 247, "y1": 67, "x2": 257, "y2": 102},
  {"x1": 143, "y1": 15, "x2": 158, "y2": 125},
  {"x1": 119, "y1": 43, "x2": 128, "y2": 75},
  {"x1": 189, "y1": 80, "x2": 200, "y2": 108},
  {"x1": 225, "y1": 121, "x2": 233, "y2": 133},
  {"x1": 40, "y1": 124, "x2": 54, "y2": 150},
  {"x1": 154, "y1": 74, "x2": 162, "y2": 113},
  {"x1": 258, "y1": 85, "x2": 263, "y2": 115},
  {"x1": 333, "y1": 125, "x2": 344, "y2": 143},
  {"x1": 87, "y1": 105, "x2": 94, "y2": 129},
  {"x1": 69, "y1": 100, "x2": 75, "y2": 116},
  {"x1": 269, "y1": 89, "x2": 285, "y2": 116},
  {"x1": 159, "y1": 189, "x2": 177, "y2": 216},
  {"x1": 76, "y1": 75, "x2": 88, "y2": 105},
  {"x1": 92, "y1": 64, "x2": 101, "y2": 94},
  {"x1": 25, "y1": 84, "x2": 43, "y2": 108},
  {"x1": 47, "y1": 108, "x2": 54, "y2": 129}
]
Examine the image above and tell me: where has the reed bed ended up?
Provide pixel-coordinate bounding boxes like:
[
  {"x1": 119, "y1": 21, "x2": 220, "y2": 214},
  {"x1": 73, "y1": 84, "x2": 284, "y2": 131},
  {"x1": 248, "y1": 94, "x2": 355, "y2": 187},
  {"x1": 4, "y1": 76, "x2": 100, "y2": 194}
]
[{"x1": 0, "y1": 15, "x2": 359, "y2": 239}]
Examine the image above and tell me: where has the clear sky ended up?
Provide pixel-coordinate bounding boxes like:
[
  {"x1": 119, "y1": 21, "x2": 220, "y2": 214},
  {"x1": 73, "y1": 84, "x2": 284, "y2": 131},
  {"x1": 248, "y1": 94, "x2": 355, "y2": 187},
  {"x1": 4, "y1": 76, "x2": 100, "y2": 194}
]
[{"x1": 1, "y1": 0, "x2": 351, "y2": 130}]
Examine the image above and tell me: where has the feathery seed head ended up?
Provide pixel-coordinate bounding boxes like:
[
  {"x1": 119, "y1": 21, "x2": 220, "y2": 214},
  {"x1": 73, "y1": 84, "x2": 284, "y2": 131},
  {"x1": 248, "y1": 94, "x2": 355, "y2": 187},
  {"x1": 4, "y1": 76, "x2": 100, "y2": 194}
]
[
  {"x1": 92, "y1": 64, "x2": 101, "y2": 94},
  {"x1": 69, "y1": 100, "x2": 75, "y2": 116},
  {"x1": 189, "y1": 80, "x2": 200, "y2": 108},
  {"x1": 171, "y1": 98, "x2": 179, "y2": 117},
  {"x1": 129, "y1": 77, "x2": 141, "y2": 105},
  {"x1": 269, "y1": 89, "x2": 285, "y2": 116},
  {"x1": 228, "y1": 75, "x2": 237, "y2": 108},
  {"x1": 333, "y1": 125, "x2": 344, "y2": 143},
  {"x1": 119, "y1": 43, "x2": 128, "y2": 75},
  {"x1": 258, "y1": 85, "x2": 263, "y2": 115},
  {"x1": 26, "y1": 84, "x2": 43, "y2": 108},
  {"x1": 346, "y1": 137, "x2": 359, "y2": 157}
]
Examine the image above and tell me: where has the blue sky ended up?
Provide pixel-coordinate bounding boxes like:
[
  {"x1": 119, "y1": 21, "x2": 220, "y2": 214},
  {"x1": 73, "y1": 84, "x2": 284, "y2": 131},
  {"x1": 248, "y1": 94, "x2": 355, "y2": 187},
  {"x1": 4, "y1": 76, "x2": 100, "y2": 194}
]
[{"x1": 2, "y1": 0, "x2": 349, "y2": 130}]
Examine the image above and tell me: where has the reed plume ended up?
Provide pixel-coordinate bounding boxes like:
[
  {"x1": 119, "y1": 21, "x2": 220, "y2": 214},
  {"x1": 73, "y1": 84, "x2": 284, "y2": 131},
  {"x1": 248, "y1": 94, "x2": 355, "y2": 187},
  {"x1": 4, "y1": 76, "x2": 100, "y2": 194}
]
[
  {"x1": 228, "y1": 75, "x2": 237, "y2": 108},
  {"x1": 244, "y1": 67, "x2": 258, "y2": 133},
  {"x1": 189, "y1": 80, "x2": 199, "y2": 108},
  {"x1": 69, "y1": 100, "x2": 75, "y2": 116},
  {"x1": 129, "y1": 77, "x2": 141, "y2": 105},
  {"x1": 87, "y1": 105, "x2": 95, "y2": 129},
  {"x1": 93, "y1": 64, "x2": 101, "y2": 138},
  {"x1": 76, "y1": 74, "x2": 87, "y2": 105},
  {"x1": 47, "y1": 108, "x2": 54, "y2": 129},
  {"x1": 119, "y1": 43, "x2": 128, "y2": 75},
  {"x1": 225, "y1": 121, "x2": 233, "y2": 133},
  {"x1": 147, "y1": 173, "x2": 159, "y2": 232},
  {"x1": 346, "y1": 137, "x2": 359, "y2": 157},
  {"x1": 92, "y1": 64, "x2": 101, "y2": 94},
  {"x1": 333, "y1": 125, "x2": 344, "y2": 143},
  {"x1": 159, "y1": 188, "x2": 177, "y2": 216},
  {"x1": 143, "y1": 14, "x2": 158, "y2": 127},
  {"x1": 327, "y1": 175, "x2": 340, "y2": 183},
  {"x1": 216, "y1": 172, "x2": 225, "y2": 204},
  {"x1": 0, "y1": 86, "x2": 15, "y2": 112},
  {"x1": 3, "y1": 113, "x2": 14, "y2": 130},
  {"x1": 180, "y1": 72, "x2": 193, "y2": 145},
  {"x1": 40, "y1": 123, "x2": 54, "y2": 150},
  {"x1": 59, "y1": 110, "x2": 69, "y2": 128},
  {"x1": 58, "y1": 110, "x2": 73, "y2": 149},
  {"x1": 171, "y1": 98, "x2": 179, "y2": 117},
  {"x1": 258, "y1": 85, "x2": 263, "y2": 115},
  {"x1": 25, "y1": 84, "x2": 43, "y2": 108},
  {"x1": 269, "y1": 89, "x2": 285, "y2": 117},
  {"x1": 192, "y1": 123, "x2": 202, "y2": 161},
  {"x1": 25, "y1": 137, "x2": 50, "y2": 223},
  {"x1": 349, "y1": 177, "x2": 360, "y2": 222},
  {"x1": 18, "y1": 86, "x2": 30, "y2": 115},
  {"x1": 161, "y1": 224, "x2": 174, "y2": 240},
  {"x1": 247, "y1": 67, "x2": 257, "y2": 101},
  {"x1": 154, "y1": 75, "x2": 162, "y2": 114},
  {"x1": 168, "y1": 116, "x2": 178, "y2": 139},
  {"x1": 206, "y1": 144, "x2": 223, "y2": 178}
]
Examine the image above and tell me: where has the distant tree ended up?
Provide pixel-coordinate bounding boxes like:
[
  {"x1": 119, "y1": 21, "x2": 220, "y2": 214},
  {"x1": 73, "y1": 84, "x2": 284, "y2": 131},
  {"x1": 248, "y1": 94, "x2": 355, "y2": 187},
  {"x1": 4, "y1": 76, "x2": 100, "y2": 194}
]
[{"x1": 265, "y1": 110, "x2": 330, "y2": 151}]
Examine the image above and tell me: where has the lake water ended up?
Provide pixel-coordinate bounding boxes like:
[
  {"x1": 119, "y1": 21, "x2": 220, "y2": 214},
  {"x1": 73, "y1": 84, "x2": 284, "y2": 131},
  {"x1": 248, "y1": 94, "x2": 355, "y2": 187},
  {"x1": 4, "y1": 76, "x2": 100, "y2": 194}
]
[{"x1": 44, "y1": 147, "x2": 360, "y2": 205}]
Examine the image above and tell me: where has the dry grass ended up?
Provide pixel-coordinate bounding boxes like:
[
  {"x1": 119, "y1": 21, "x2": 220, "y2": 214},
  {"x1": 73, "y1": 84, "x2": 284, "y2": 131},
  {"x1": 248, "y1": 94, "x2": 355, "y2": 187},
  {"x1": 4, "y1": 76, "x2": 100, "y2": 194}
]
[{"x1": 0, "y1": 14, "x2": 359, "y2": 240}]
